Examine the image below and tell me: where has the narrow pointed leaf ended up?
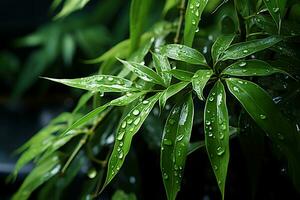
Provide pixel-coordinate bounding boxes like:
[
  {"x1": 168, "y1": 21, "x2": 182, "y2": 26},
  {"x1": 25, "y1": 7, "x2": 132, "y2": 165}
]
[
  {"x1": 192, "y1": 69, "x2": 213, "y2": 100},
  {"x1": 43, "y1": 75, "x2": 136, "y2": 93},
  {"x1": 184, "y1": 0, "x2": 208, "y2": 47},
  {"x1": 163, "y1": 0, "x2": 180, "y2": 15},
  {"x1": 222, "y1": 59, "x2": 288, "y2": 77},
  {"x1": 152, "y1": 52, "x2": 172, "y2": 87},
  {"x1": 211, "y1": 34, "x2": 235, "y2": 63},
  {"x1": 160, "y1": 44, "x2": 208, "y2": 66},
  {"x1": 12, "y1": 154, "x2": 61, "y2": 200},
  {"x1": 62, "y1": 92, "x2": 145, "y2": 135},
  {"x1": 103, "y1": 93, "x2": 161, "y2": 188},
  {"x1": 263, "y1": 0, "x2": 287, "y2": 30},
  {"x1": 166, "y1": 69, "x2": 194, "y2": 82},
  {"x1": 54, "y1": 0, "x2": 90, "y2": 19},
  {"x1": 130, "y1": 0, "x2": 152, "y2": 52},
  {"x1": 219, "y1": 36, "x2": 282, "y2": 61},
  {"x1": 118, "y1": 59, "x2": 165, "y2": 86},
  {"x1": 225, "y1": 78, "x2": 298, "y2": 152},
  {"x1": 159, "y1": 82, "x2": 190, "y2": 109},
  {"x1": 188, "y1": 141, "x2": 205, "y2": 155},
  {"x1": 72, "y1": 92, "x2": 93, "y2": 114},
  {"x1": 161, "y1": 94, "x2": 194, "y2": 200},
  {"x1": 204, "y1": 80, "x2": 229, "y2": 200}
]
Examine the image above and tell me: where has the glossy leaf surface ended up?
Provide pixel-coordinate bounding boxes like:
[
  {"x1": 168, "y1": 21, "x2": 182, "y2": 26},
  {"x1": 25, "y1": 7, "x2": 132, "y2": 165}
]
[
  {"x1": 184, "y1": 0, "x2": 208, "y2": 47},
  {"x1": 192, "y1": 69, "x2": 213, "y2": 100},
  {"x1": 44, "y1": 75, "x2": 136, "y2": 93},
  {"x1": 166, "y1": 69, "x2": 194, "y2": 82},
  {"x1": 160, "y1": 44, "x2": 208, "y2": 66},
  {"x1": 118, "y1": 59, "x2": 165, "y2": 86},
  {"x1": 211, "y1": 34, "x2": 235, "y2": 63},
  {"x1": 152, "y1": 52, "x2": 172, "y2": 87},
  {"x1": 220, "y1": 36, "x2": 282, "y2": 61},
  {"x1": 103, "y1": 93, "x2": 161, "y2": 189},
  {"x1": 204, "y1": 81, "x2": 229, "y2": 200},
  {"x1": 161, "y1": 94, "x2": 194, "y2": 200},
  {"x1": 263, "y1": 0, "x2": 287, "y2": 30},
  {"x1": 222, "y1": 59, "x2": 287, "y2": 76},
  {"x1": 159, "y1": 82, "x2": 190, "y2": 109}
]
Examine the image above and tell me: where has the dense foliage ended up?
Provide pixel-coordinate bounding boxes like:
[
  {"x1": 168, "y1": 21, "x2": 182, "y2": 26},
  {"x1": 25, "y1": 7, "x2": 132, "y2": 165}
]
[{"x1": 12, "y1": 0, "x2": 300, "y2": 199}]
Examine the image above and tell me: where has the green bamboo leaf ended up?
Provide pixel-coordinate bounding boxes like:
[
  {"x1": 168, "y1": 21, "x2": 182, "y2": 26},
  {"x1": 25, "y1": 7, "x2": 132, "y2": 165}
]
[
  {"x1": 131, "y1": 37, "x2": 154, "y2": 63},
  {"x1": 43, "y1": 75, "x2": 136, "y2": 93},
  {"x1": 61, "y1": 92, "x2": 146, "y2": 135},
  {"x1": 263, "y1": 0, "x2": 287, "y2": 30},
  {"x1": 222, "y1": 59, "x2": 288, "y2": 77},
  {"x1": 152, "y1": 52, "x2": 172, "y2": 87},
  {"x1": 72, "y1": 92, "x2": 93, "y2": 114},
  {"x1": 54, "y1": 0, "x2": 91, "y2": 19},
  {"x1": 219, "y1": 36, "x2": 282, "y2": 61},
  {"x1": 225, "y1": 78, "x2": 298, "y2": 150},
  {"x1": 130, "y1": 0, "x2": 152, "y2": 52},
  {"x1": 163, "y1": 0, "x2": 180, "y2": 15},
  {"x1": 160, "y1": 44, "x2": 208, "y2": 66},
  {"x1": 211, "y1": 34, "x2": 235, "y2": 63},
  {"x1": 226, "y1": 78, "x2": 300, "y2": 186},
  {"x1": 204, "y1": 80, "x2": 229, "y2": 200},
  {"x1": 184, "y1": 0, "x2": 208, "y2": 47},
  {"x1": 161, "y1": 94, "x2": 194, "y2": 200},
  {"x1": 188, "y1": 141, "x2": 205, "y2": 155},
  {"x1": 12, "y1": 154, "x2": 61, "y2": 200},
  {"x1": 118, "y1": 59, "x2": 166, "y2": 86},
  {"x1": 166, "y1": 69, "x2": 194, "y2": 82},
  {"x1": 159, "y1": 82, "x2": 190, "y2": 109},
  {"x1": 103, "y1": 93, "x2": 161, "y2": 189},
  {"x1": 192, "y1": 69, "x2": 213, "y2": 100}
]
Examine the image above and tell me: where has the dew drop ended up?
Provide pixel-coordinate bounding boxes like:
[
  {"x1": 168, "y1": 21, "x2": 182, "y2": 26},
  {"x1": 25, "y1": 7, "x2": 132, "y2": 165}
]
[
  {"x1": 219, "y1": 133, "x2": 224, "y2": 140},
  {"x1": 117, "y1": 132, "x2": 125, "y2": 141},
  {"x1": 118, "y1": 151, "x2": 124, "y2": 159},
  {"x1": 243, "y1": 49, "x2": 249, "y2": 53},
  {"x1": 216, "y1": 146, "x2": 225, "y2": 156},
  {"x1": 259, "y1": 114, "x2": 266, "y2": 120},
  {"x1": 177, "y1": 134, "x2": 184, "y2": 141},
  {"x1": 206, "y1": 120, "x2": 211, "y2": 125},
  {"x1": 87, "y1": 168, "x2": 97, "y2": 179},
  {"x1": 108, "y1": 77, "x2": 114, "y2": 81},
  {"x1": 132, "y1": 109, "x2": 140, "y2": 116},
  {"x1": 239, "y1": 62, "x2": 247, "y2": 67},
  {"x1": 208, "y1": 132, "x2": 213, "y2": 137},
  {"x1": 209, "y1": 97, "x2": 214, "y2": 102},
  {"x1": 127, "y1": 119, "x2": 133, "y2": 124},
  {"x1": 163, "y1": 173, "x2": 169, "y2": 180},
  {"x1": 273, "y1": 7, "x2": 279, "y2": 13},
  {"x1": 142, "y1": 100, "x2": 149, "y2": 105},
  {"x1": 121, "y1": 121, "x2": 127, "y2": 128},
  {"x1": 214, "y1": 165, "x2": 218, "y2": 171},
  {"x1": 134, "y1": 117, "x2": 141, "y2": 125}
]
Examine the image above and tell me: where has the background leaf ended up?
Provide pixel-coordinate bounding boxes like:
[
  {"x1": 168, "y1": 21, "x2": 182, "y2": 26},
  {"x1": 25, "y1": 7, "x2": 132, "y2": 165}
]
[
  {"x1": 211, "y1": 34, "x2": 235, "y2": 63},
  {"x1": 184, "y1": 0, "x2": 208, "y2": 47},
  {"x1": 161, "y1": 94, "x2": 194, "y2": 200},
  {"x1": 204, "y1": 80, "x2": 229, "y2": 200}
]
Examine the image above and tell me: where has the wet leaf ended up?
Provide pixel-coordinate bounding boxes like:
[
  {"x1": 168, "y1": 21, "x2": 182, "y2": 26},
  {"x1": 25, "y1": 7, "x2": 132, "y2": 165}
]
[
  {"x1": 43, "y1": 75, "x2": 136, "y2": 93},
  {"x1": 204, "y1": 80, "x2": 229, "y2": 200},
  {"x1": 263, "y1": 0, "x2": 287, "y2": 30},
  {"x1": 12, "y1": 154, "x2": 61, "y2": 200},
  {"x1": 161, "y1": 94, "x2": 194, "y2": 200},
  {"x1": 166, "y1": 69, "x2": 194, "y2": 82},
  {"x1": 118, "y1": 59, "x2": 166, "y2": 86},
  {"x1": 211, "y1": 34, "x2": 235, "y2": 63},
  {"x1": 226, "y1": 78, "x2": 300, "y2": 187},
  {"x1": 159, "y1": 82, "x2": 190, "y2": 109},
  {"x1": 102, "y1": 93, "x2": 161, "y2": 189},
  {"x1": 184, "y1": 0, "x2": 208, "y2": 47},
  {"x1": 192, "y1": 69, "x2": 213, "y2": 100},
  {"x1": 222, "y1": 59, "x2": 288, "y2": 77},
  {"x1": 160, "y1": 44, "x2": 208, "y2": 66},
  {"x1": 220, "y1": 36, "x2": 282, "y2": 61},
  {"x1": 152, "y1": 52, "x2": 172, "y2": 87},
  {"x1": 62, "y1": 92, "x2": 145, "y2": 135}
]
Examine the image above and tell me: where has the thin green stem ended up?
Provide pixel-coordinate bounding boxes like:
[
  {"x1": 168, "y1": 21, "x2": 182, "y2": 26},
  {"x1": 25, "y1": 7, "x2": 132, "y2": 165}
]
[{"x1": 174, "y1": 0, "x2": 186, "y2": 44}]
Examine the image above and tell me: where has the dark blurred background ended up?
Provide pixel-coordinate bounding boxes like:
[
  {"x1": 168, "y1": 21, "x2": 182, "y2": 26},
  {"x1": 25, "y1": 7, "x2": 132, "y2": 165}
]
[{"x1": 1, "y1": 0, "x2": 300, "y2": 200}]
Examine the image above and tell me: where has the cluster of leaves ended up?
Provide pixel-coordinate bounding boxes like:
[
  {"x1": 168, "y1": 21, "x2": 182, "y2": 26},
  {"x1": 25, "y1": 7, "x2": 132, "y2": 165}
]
[{"x1": 12, "y1": 0, "x2": 300, "y2": 200}]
